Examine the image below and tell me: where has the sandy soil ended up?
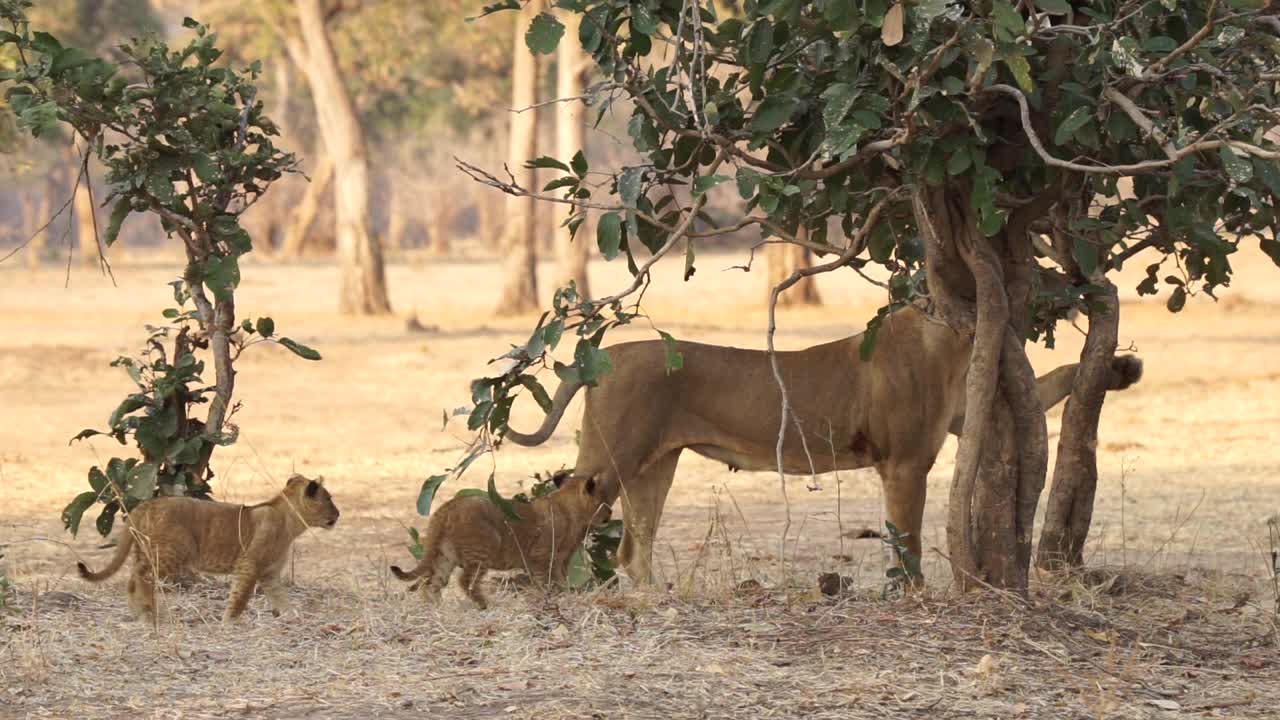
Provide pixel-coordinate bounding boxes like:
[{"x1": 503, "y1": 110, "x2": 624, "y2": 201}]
[{"x1": 1, "y1": 247, "x2": 1277, "y2": 718}]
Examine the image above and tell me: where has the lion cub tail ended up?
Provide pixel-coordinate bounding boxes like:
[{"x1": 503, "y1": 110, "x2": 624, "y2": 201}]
[
  {"x1": 390, "y1": 517, "x2": 448, "y2": 590},
  {"x1": 77, "y1": 530, "x2": 134, "y2": 582}
]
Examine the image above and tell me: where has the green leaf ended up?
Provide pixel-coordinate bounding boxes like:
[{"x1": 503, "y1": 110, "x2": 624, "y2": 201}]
[
  {"x1": 487, "y1": 473, "x2": 522, "y2": 521},
  {"x1": 991, "y1": 1, "x2": 1025, "y2": 42},
  {"x1": 1073, "y1": 238, "x2": 1099, "y2": 276},
  {"x1": 203, "y1": 255, "x2": 240, "y2": 301},
  {"x1": 31, "y1": 32, "x2": 63, "y2": 55},
  {"x1": 192, "y1": 153, "x2": 218, "y2": 183},
  {"x1": 692, "y1": 174, "x2": 731, "y2": 197},
  {"x1": 50, "y1": 47, "x2": 94, "y2": 74},
  {"x1": 947, "y1": 149, "x2": 972, "y2": 176},
  {"x1": 1166, "y1": 285, "x2": 1187, "y2": 313},
  {"x1": 88, "y1": 467, "x2": 109, "y2": 493},
  {"x1": 96, "y1": 503, "x2": 119, "y2": 536},
  {"x1": 747, "y1": 19, "x2": 774, "y2": 65},
  {"x1": 518, "y1": 375, "x2": 553, "y2": 412},
  {"x1": 104, "y1": 199, "x2": 130, "y2": 247},
  {"x1": 822, "y1": 83, "x2": 859, "y2": 128},
  {"x1": 618, "y1": 167, "x2": 643, "y2": 207},
  {"x1": 736, "y1": 168, "x2": 762, "y2": 200},
  {"x1": 71, "y1": 428, "x2": 106, "y2": 444},
  {"x1": 1035, "y1": 0, "x2": 1072, "y2": 13},
  {"x1": 1054, "y1": 107, "x2": 1092, "y2": 146},
  {"x1": 1255, "y1": 158, "x2": 1280, "y2": 197},
  {"x1": 631, "y1": 3, "x2": 658, "y2": 35},
  {"x1": 527, "y1": 156, "x2": 571, "y2": 171},
  {"x1": 571, "y1": 150, "x2": 588, "y2": 177},
  {"x1": 566, "y1": 546, "x2": 593, "y2": 589},
  {"x1": 658, "y1": 331, "x2": 683, "y2": 373},
  {"x1": 751, "y1": 96, "x2": 800, "y2": 133},
  {"x1": 417, "y1": 474, "x2": 447, "y2": 516},
  {"x1": 62, "y1": 491, "x2": 100, "y2": 536},
  {"x1": 542, "y1": 319, "x2": 565, "y2": 350},
  {"x1": 525, "y1": 12, "x2": 565, "y2": 55},
  {"x1": 1218, "y1": 145, "x2": 1253, "y2": 184},
  {"x1": 255, "y1": 317, "x2": 275, "y2": 338},
  {"x1": 125, "y1": 463, "x2": 158, "y2": 501},
  {"x1": 597, "y1": 212, "x2": 622, "y2": 260},
  {"x1": 454, "y1": 488, "x2": 488, "y2": 500},
  {"x1": 1003, "y1": 55, "x2": 1034, "y2": 93},
  {"x1": 278, "y1": 337, "x2": 322, "y2": 361},
  {"x1": 1260, "y1": 239, "x2": 1280, "y2": 268}
]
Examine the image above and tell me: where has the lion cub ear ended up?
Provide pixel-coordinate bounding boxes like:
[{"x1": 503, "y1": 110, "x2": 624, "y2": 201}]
[
  {"x1": 584, "y1": 476, "x2": 597, "y2": 496},
  {"x1": 305, "y1": 480, "x2": 320, "y2": 498},
  {"x1": 551, "y1": 469, "x2": 573, "y2": 489}
]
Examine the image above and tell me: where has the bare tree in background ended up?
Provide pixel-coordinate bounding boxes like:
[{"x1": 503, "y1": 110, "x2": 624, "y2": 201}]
[
  {"x1": 284, "y1": 0, "x2": 392, "y2": 314},
  {"x1": 555, "y1": 10, "x2": 589, "y2": 298},
  {"x1": 766, "y1": 228, "x2": 820, "y2": 307},
  {"x1": 280, "y1": 154, "x2": 335, "y2": 258},
  {"x1": 494, "y1": 0, "x2": 543, "y2": 315}
]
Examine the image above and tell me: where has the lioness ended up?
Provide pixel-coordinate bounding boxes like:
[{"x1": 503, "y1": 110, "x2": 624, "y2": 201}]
[
  {"x1": 505, "y1": 304, "x2": 1142, "y2": 584},
  {"x1": 77, "y1": 474, "x2": 340, "y2": 621},
  {"x1": 390, "y1": 472, "x2": 611, "y2": 608}
]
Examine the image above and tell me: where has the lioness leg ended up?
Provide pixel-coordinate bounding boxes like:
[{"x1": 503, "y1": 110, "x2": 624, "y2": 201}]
[
  {"x1": 877, "y1": 460, "x2": 930, "y2": 581},
  {"x1": 617, "y1": 450, "x2": 681, "y2": 586}
]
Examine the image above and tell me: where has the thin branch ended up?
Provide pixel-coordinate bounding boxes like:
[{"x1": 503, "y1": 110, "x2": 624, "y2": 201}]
[
  {"x1": 1145, "y1": 0, "x2": 1219, "y2": 78},
  {"x1": 987, "y1": 84, "x2": 1279, "y2": 176},
  {"x1": 764, "y1": 189, "x2": 903, "y2": 577},
  {"x1": 1102, "y1": 87, "x2": 1177, "y2": 160}
]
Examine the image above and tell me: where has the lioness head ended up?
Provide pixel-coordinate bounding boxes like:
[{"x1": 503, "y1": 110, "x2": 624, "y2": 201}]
[
  {"x1": 551, "y1": 471, "x2": 612, "y2": 527},
  {"x1": 284, "y1": 474, "x2": 341, "y2": 529}
]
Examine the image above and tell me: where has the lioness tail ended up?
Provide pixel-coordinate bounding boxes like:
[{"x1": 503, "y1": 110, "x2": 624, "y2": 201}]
[
  {"x1": 503, "y1": 379, "x2": 585, "y2": 446},
  {"x1": 77, "y1": 529, "x2": 134, "y2": 582}
]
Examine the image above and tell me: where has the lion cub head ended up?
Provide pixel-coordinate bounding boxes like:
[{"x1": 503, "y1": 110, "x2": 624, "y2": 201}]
[
  {"x1": 283, "y1": 474, "x2": 341, "y2": 529},
  {"x1": 549, "y1": 471, "x2": 612, "y2": 528}
]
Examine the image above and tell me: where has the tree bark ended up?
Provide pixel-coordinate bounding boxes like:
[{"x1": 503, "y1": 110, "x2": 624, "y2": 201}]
[
  {"x1": 292, "y1": 0, "x2": 392, "y2": 314},
  {"x1": 555, "y1": 9, "x2": 590, "y2": 298},
  {"x1": 766, "y1": 229, "x2": 821, "y2": 307},
  {"x1": 915, "y1": 184, "x2": 1048, "y2": 592},
  {"x1": 280, "y1": 153, "x2": 335, "y2": 257},
  {"x1": 494, "y1": 0, "x2": 543, "y2": 315},
  {"x1": 22, "y1": 179, "x2": 53, "y2": 268},
  {"x1": 1037, "y1": 278, "x2": 1120, "y2": 569}
]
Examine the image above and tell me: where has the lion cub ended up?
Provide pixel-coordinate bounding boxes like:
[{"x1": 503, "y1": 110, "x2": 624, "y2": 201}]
[
  {"x1": 77, "y1": 474, "x2": 340, "y2": 621},
  {"x1": 390, "y1": 472, "x2": 610, "y2": 609}
]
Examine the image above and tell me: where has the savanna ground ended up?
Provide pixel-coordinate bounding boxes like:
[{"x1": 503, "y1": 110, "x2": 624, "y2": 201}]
[{"x1": 1, "y1": 245, "x2": 1278, "y2": 719}]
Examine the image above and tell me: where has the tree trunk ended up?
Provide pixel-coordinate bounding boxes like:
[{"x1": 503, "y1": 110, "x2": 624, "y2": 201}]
[
  {"x1": 494, "y1": 0, "x2": 543, "y2": 315},
  {"x1": 292, "y1": 0, "x2": 392, "y2": 314},
  {"x1": 280, "y1": 153, "x2": 335, "y2": 257},
  {"x1": 387, "y1": 178, "x2": 408, "y2": 251},
  {"x1": 428, "y1": 201, "x2": 452, "y2": 256},
  {"x1": 22, "y1": 181, "x2": 53, "y2": 268},
  {"x1": 254, "y1": 57, "x2": 295, "y2": 257},
  {"x1": 914, "y1": 185, "x2": 1048, "y2": 592},
  {"x1": 1036, "y1": 278, "x2": 1120, "y2": 569},
  {"x1": 555, "y1": 10, "x2": 590, "y2": 298},
  {"x1": 766, "y1": 229, "x2": 821, "y2": 307}
]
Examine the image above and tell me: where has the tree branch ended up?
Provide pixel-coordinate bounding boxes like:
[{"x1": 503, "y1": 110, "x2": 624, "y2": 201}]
[{"x1": 987, "y1": 84, "x2": 1280, "y2": 176}]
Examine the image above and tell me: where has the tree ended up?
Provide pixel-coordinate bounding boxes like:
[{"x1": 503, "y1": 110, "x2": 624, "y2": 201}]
[
  {"x1": 555, "y1": 9, "x2": 591, "y2": 298},
  {"x1": 766, "y1": 228, "x2": 821, "y2": 307},
  {"x1": 455, "y1": 0, "x2": 1279, "y2": 592},
  {"x1": 495, "y1": 0, "x2": 546, "y2": 315},
  {"x1": 0, "y1": 5, "x2": 315, "y2": 534},
  {"x1": 281, "y1": 0, "x2": 392, "y2": 315}
]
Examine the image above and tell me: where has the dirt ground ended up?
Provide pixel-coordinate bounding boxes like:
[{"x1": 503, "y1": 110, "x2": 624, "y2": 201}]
[{"x1": 1, "y1": 247, "x2": 1278, "y2": 719}]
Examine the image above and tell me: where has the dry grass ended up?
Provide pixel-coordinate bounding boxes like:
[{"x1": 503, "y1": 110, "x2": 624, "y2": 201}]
[
  {"x1": 2, "y1": 249, "x2": 1280, "y2": 717},
  {"x1": 1, "y1": 562, "x2": 1276, "y2": 719}
]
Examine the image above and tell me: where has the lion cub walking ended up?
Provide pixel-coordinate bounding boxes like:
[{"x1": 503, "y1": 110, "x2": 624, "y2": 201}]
[
  {"x1": 77, "y1": 474, "x2": 340, "y2": 621},
  {"x1": 390, "y1": 472, "x2": 610, "y2": 609}
]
